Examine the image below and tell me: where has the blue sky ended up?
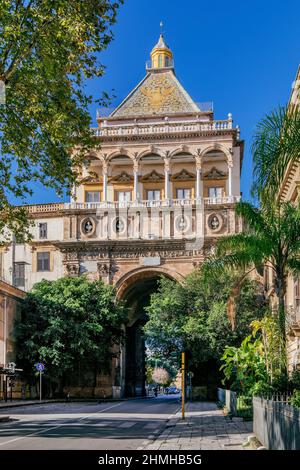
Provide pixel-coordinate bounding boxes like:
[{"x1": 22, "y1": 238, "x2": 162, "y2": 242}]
[{"x1": 22, "y1": 0, "x2": 300, "y2": 203}]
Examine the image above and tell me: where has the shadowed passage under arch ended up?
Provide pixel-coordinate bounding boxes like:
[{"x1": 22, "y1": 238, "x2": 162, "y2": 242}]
[{"x1": 119, "y1": 269, "x2": 178, "y2": 397}]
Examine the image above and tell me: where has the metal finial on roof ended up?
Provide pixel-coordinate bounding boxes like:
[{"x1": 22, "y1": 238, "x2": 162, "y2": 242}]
[{"x1": 160, "y1": 20, "x2": 164, "y2": 35}]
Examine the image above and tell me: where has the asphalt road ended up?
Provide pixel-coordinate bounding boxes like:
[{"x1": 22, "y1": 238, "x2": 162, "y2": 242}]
[{"x1": 0, "y1": 395, "x2": 180, "y2": 450}]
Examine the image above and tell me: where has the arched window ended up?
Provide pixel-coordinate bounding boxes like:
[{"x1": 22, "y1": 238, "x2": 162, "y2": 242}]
[{"x1": 158, "y1": 54, "x2": 162, "y2": 68}]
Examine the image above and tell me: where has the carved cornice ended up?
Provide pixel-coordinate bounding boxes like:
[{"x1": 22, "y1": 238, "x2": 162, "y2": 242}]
[
  {"x1": 65, "y1": 263, "x2": 80, "y2": 277},
  {"x1": 109, "y1": 171, "x2": 134, "y2": 183},
  {"x1": 171, "y1": 169, "x2": 195, "y2": 181},
  {"x1": 141, "y1": 170, "x2": 164, "y2": 183},
  {"x1": 203, "y1": 167, "x2": 227, "y2": 180},
  {"x1": 54, "y1": 239, "x2": 202, "y2": 260},
  {"x1": 80, "y1": 174, "x2": 101, "y2": 184}
]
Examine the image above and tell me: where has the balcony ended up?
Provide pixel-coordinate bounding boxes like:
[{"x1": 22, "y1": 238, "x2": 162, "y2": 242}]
[
  {"x1": 25, "y1": 196, "x2": 241, "y2": 214},
  {"x1": 145, "y1": 59, "x2": 175, "y2": 71},
  {"x1": 65, "y1": 197, "x2": 240, "y2": 210},
  {"x1": 91, "y1": 118, "x2": 235, "y2": 139}
]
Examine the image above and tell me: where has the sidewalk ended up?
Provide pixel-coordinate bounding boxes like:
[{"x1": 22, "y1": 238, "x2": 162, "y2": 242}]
[
  {"x1": 0, "y1": 399, "x2": 62, "y2": 409},
  {"x1": 141, "y1": 401, "x2": 253, "y2": 450}
]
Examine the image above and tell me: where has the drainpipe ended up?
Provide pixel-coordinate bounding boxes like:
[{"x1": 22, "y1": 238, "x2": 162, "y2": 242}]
[
  {"x1": 11, "y1": 234, "x2": 16, "y2": 286},
  {"x1": 3, "y1": 296, "x2": 7, "y2": 366}
]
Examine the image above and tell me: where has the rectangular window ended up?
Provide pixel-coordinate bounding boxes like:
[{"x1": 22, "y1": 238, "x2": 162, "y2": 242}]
[
  {"x1": 176, "y1": 188, "x2": 191, "y2": 200},
  {"x1": 118, "y1": 191, "x2": 131, "y2": 203},
  {"x1": 14, "y1": 262, "x2": 25, "y2": 287},
  {"x1": 37, "y1": 252, "x2": 50, "y2": 272},
  {"x1": 208, "y1": 187, "x2": 223, "y2": 198},
  {"x1": 85, "y1": 191, "x2": 101, "y2": 203},
  {"x1": 39, "y1": 222, "x2": 47, "y2": 239},
  {"x1": 147, "y1": 190, "x2": 161, "y2": 201}
]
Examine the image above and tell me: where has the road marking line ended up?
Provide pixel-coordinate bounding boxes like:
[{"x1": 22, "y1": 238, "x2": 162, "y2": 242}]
[
  {"x1": 118, "y1": 422, "x2": 136, "y2": 428},
  {"x1": 144, "y1": 423, "x2": 158, "y2": 429},
  {"x1": 0, "y1": 401, "x2": 124, "y2": 447}
]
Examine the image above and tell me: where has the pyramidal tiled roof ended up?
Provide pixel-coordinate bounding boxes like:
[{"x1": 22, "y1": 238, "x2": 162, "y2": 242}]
[{"x1": 110, "y1": 70, "x2": 200, "y2": 118}]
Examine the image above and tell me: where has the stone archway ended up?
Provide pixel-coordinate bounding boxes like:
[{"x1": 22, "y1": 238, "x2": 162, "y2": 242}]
[{"x1": 117, "y1": 267, "x2": 182, "y2": 397}]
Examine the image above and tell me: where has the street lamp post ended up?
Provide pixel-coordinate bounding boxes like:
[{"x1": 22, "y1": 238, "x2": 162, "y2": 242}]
[{"x1": 36, "y1": 363, "x2": 45, "y2": 402}]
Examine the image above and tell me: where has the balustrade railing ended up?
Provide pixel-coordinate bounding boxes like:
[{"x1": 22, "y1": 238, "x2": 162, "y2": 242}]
[
  {"x1": 91, "y1": 118, "x2": 234, "y2": 138},
  {"x1": 24, "y1": 196, "x2": 240, "y2": 214},
  {"x1": 26, "y1": 203, "x2": 65, "y2": 213}
]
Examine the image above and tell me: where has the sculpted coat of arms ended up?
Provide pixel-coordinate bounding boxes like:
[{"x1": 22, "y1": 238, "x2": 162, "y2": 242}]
[{"x1": 141, "y1": 85, "x2": 175, "y2": 108}]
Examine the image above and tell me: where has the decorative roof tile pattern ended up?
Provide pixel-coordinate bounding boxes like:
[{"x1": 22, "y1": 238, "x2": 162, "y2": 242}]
[{"x1": 111, "y1": 71, "x2": 200, "y2": 118}]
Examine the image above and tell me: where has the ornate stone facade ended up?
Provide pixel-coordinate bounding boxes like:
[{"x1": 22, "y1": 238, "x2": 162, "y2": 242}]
[
  {"x1": 0, "y1": 32, "x2": 244, "y2": 398},
  {"x1": 277, "y1": 65, "x2": 300, "y2": 372}
]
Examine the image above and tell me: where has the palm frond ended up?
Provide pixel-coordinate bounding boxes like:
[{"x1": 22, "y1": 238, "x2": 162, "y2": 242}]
[
  {"x1": 287, "y1": 258, "x2": 300, "y2": 276},
  {"x1": 252, "y1": 105, "x2": 300, "y2": 201},
  {"x1": 216, "y1": 232, "x2": 271, "y2": 260},
  {"x1": 235, "y1": 201, "x2": 268, "y2": 235},
  {"x1": 204, "y1": 252, "x2": 260, "y2": 278}
]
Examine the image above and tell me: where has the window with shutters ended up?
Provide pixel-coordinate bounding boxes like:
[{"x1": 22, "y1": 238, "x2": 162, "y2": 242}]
[
  {"x1": 14, "y1": 262, "x2": 25, "y2": 287},
  {"x1": 85, "y1": 191, "x2": 101, "y2": 203},
  {"x1": 37, "y1": 252, "x2": 50, "y2": 272},
  {"x1": 176, "y1": 188, "x2": 191, "y2": 199},
  {"x1": 147, "y1": 190, "x2": 161, "y2": 201},
  {"x1": 39, "y1": 223, "x2": 47, "y2": 239},
  {"x1": 208, "y1": 187, "x2": 223, "y2": 198}
]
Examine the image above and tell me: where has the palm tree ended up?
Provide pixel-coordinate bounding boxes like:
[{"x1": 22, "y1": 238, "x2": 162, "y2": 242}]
[
  {"x1": 252, "y1": 105, "x2": 300, "y2": 203},
  {"x1": 204, "y1": 201, "x2": 300, "y2": 355}
]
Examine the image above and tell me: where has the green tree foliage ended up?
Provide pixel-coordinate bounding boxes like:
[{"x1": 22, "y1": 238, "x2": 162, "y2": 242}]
[
  {"x1": 146, "y1": 355, "x2": 177, "y2": 384},
  {"x1": 144, "y1": 271, "x2": 266, "y2": 377},
  {"x1": 220, "y1": 336, "x2": 268, "y2": 396},
  {"x1": 204, "y1": 201, "x2": 300, "y2": 349},
  {"x1": 251, "y1": 315, "x2": 286, "y2": 382},
  {"x1": 221, "y1": 315, "x2": 288, "y2": 396},
  {"x1": 16, "y1": 276, "x2": 126, "y2": 391},
  {"x1": 0, "y1": 1, "x2": 123, "y2": 241},
  {"x1": 145, "y1": 365, "x2": 154, "y2": 385}
]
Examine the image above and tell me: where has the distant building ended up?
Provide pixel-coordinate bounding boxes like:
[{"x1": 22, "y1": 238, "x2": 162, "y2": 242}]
[
  {"x1": 0, "y1": 33, "x2": 244, "y2": 397},
  {"x1": 0, "y1": 280, "x2": 25, "y2": 399}
]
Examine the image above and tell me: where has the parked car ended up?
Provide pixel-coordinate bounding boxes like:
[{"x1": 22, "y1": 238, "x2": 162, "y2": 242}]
[{"x1": 165, "y1": 386, "x2": 180, "y2": 394}]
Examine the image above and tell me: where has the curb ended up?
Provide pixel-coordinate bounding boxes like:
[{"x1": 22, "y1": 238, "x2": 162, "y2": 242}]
[
  {"x1": 0, "y1": 416, "x2": 11, "y2": 422},
  {"x1": 138, "y1": 402, "x2": 182, "y2": 450},
  {"x1": 0, "y1": 395, "x2": 153, "y2": 410}
]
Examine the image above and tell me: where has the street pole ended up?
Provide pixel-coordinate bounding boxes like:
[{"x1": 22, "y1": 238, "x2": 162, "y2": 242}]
[
  {"x1": 5, "y1": 377, "x2": 7, "y2": 403},
  {"x1": 181, "y1": 352, "x2": 185, "y2": 420},
  {"x1": 40, "y1": 371, "x2": 42, "y2": 402}
]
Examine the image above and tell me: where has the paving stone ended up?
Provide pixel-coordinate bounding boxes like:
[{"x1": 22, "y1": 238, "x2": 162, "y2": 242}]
[{"x1": 143, "y1": 401, "x2": 253, "y2": 451}]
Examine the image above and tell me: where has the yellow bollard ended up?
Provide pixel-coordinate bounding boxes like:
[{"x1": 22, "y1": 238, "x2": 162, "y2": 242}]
[{"x1": 181, "y1": 351, "x2": 185, "y2": 420}]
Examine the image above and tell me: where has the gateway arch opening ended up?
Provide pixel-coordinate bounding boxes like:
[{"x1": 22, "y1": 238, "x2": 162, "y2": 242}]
[{"x1": 120, "y1": 271, "x2": 174, "y2": 398}]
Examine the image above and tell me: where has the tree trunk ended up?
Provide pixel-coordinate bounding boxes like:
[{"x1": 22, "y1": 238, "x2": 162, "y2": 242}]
[{"x1": 276, "y1": 273, "x2": 288, "y2": 376}]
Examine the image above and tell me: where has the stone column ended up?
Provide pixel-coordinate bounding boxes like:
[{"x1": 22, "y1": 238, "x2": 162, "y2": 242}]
[
  {"x1": 228, "y1": 162, "x2": 233, "y2": 199},
  {"x1": 102, "y1": 162, "x2": 108, "y2": 202},
  {"x1": 196, "y1": 158, "x2": 202, "y2": 200},
  {"x1": 164, "y1": 159, "x2": 170, "y2": 200},
  {"x1": 133, "y1": 160, "x2": 139, "y2": 201},
  {"x1": 70, "y1": 184, "x2": 77, "y2": 204}
]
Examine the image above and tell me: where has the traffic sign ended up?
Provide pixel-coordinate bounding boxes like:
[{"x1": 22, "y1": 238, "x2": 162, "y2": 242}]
[{"x1": 36, "y1": 363, "x2": 45, "y2": 372}]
